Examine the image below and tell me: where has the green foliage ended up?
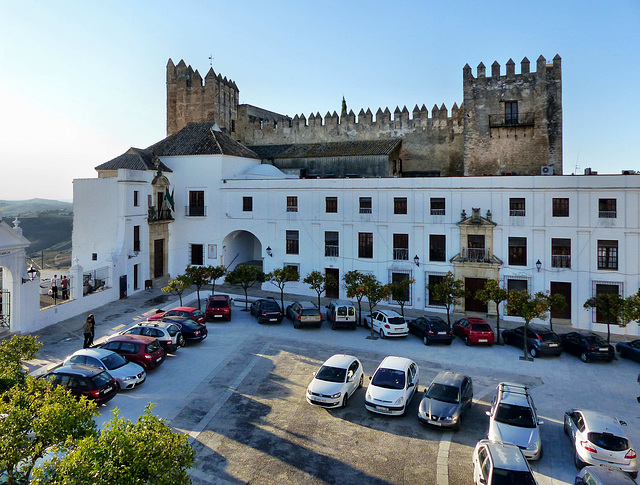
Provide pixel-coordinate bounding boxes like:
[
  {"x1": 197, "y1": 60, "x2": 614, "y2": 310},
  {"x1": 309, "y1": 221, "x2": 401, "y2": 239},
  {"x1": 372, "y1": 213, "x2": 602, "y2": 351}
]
[
  {"x1": 161, "y1": 274, "x2": 191, "y2": 306},
  {"x1": 426, "y1": 271, "x2": 465, "y2": 326},
  {"x1": 304, "y1": 271, "x2": 336, "y2": 310},
  {"x1": 184, "y1": 265, "x2": 212, "y2": 310},
  {"x1": 545, "y1": 292, "x2": 567, "y2": 332},
  {"x1": 206, "y1": 265, "x2": 227, "y2": 295},
  {"x1": 34, "y1": 404, "x2": 195, "y2": 485},
  {"x1": 360, "y1": 274, "x2": 391, "y2": 338},
  {"x1": 226, "y1": 265, "x2": 266, "y2": 310},
  {"x1": 583, "y1": 292, "x2": 629, "y2": 343},
  {"x1": 475, "y1": 279, "x2": 508, "y2": 342},
  {"x1": 267, "y1": 267, "x2": 299, "y2": 311},
  {"x1": 0, "y1": 335, "x2": 42, "y2": 393},
  {"x1": 506, "y1": 290, "x2": 550, "y2": 359},
  {"x1": 387, "y1": 278, "x2": 415, "y2": 316},
  {"x1": 344, "y1": 270, "x2": 366, "y2": 325},
  {"x1": 0, "y1": 377, "x2": 98, "y2": 484}
]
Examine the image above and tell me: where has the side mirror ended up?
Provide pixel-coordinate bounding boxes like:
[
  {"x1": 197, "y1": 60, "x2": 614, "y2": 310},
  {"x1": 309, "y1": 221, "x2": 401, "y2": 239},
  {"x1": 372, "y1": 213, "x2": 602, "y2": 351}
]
[
  {"x1": 619, "y1": 420, "x2": 627, "y2": 426},
  {"x1": 347, "y1": 376, "x2": 354, "y2": 383},
  {"x1": 408, "y1": 382, "x2": 415, "y2": 388},
  {"x1": 485, "y1": 411, "x2": 491, "y2": 417},
  {"x1": 537, "y1": 419, "x2": 544, "y2": 425},
  {"x1": 478, "y1": 478, "x2": 487, "y2": 485},
  {"x1": 312, "y1": 371, "x2": 317, "y2": 377}
]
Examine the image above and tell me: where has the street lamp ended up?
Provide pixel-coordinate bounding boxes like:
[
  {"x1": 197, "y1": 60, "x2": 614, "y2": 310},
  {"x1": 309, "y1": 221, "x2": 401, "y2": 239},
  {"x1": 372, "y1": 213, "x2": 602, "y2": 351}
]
[
  {"x1": 414, "y1": 255, "x2": 420, "y2": 267},
  {"x1": 535, "y1": 259, "x2": 542, "y2": 272},
  {"x1": 27, "y1": 265, "x2": 37, "y2": 281},
  {"x1": 266, "y1": 246, "x2": 273, "y2": 257}
]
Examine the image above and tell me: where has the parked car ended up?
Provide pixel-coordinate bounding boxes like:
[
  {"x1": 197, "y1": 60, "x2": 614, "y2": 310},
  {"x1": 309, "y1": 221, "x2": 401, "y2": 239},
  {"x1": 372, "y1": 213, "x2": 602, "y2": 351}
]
[
  {"x1": 452, "y1": 317, "x2": 494, "y2": 346},
  {"x1": 286, "y1": 301, "x2": 323, "y2": 328},
  {"x1": 409, "y1": 315, "x2": 454, "y2": 345},
  {"x1": 159, "y1": 316, "x2": 208, "y2": 343},
  {"x1": 100, "y1": 335, "x2": 166, "y2": 370},
  {"x1": 250, "y1": 299, "x2": 284, "y2": 324},
  {"x1": 363, "y1": 310, "x2": 409, "y2": 338},
  {"x1": 41, "y1": 364, "x2": 118, "y2": 405},
  {"x1": 206, "y1": 294, "x2": 232, "y2": 321},
  {"x1": 564, "y1": 408, "x2": 638, "y2": 478},
  {"x1": 472, "y1": 439, "x2": 538, "y2": 485},
  {"x1": 616, "y1": 339, "x2": 640, "y2": 363},
  {"x1": 365, "y1": 356, "x2": 419, "y2": 416},
  {"x1": 63, "y1": 348, "x2": 146, "y2": 390},
  {"x1": 119, "y1": 320, "x2": 184, "y2": 352},
  {"x1": 418, "y1": 371, "x2": 473, "y2": 430},
  {"x1": 148, "y1": 306, "x2": 206, "y2": 324},
  {"x1": 486, "y1": 382, "x2": 543, "y2": 460},
  {"x1": 325, "y1": 300, "x2": 357, "y2": 330},
  {"x1": 502, "y1": 323, "x2": 563, "y2": 358},
  {"x1": 306, "y1": 354, "x2": 364, "y2": 408},
  {"x1": 575, "y1": 466, "x2": 637, "y2": 485},
  {"x1": 560, "y1": 331, "x2": 614, "y2": 363}
]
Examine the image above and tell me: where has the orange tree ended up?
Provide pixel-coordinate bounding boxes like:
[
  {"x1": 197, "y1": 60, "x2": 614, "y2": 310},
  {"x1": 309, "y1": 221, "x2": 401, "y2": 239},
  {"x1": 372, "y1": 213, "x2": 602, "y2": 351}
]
[
  {"x1": 545, "y1": 292, "x2": 567, "y2": 332},
  {"x1": 161, "y1": 274, "x2": 191, "y2": 306},
  {"x1": 506, "y1": 290, "x2": 549, "y2": 360},
  {"x1": 360, "y1": 274, "x2": 391, "y2": 339},
  {"x1": 475, "y1": 279, "x2": 508, "y2": 344},
  {"x1": 583, "y1": 292, "x2": 633, "y2": 343},
  {"x1": 267, "y1": 266, "x2": 299, "y2": 312},
  {"x1": 344, "y1": 270, "x2": 366, "y2": 325},
  {"x1": 206, "y1": 265, "x2": 227, "y2": 295},
  {"x1": 304, "y1": 271, "x2": 337, "y2": 310},
  {"x1": 388, "y1": 278, "x2": 415, "y2": 317},
  {"x1": 426, "y1": 271, "x2": 464, "y2": 327},
  {"x1": 225, "y1": 265, "x2": 266, "y2": 310},
  {"x1": 184, "y1": 265, "x2": 211, "y2": 310}
]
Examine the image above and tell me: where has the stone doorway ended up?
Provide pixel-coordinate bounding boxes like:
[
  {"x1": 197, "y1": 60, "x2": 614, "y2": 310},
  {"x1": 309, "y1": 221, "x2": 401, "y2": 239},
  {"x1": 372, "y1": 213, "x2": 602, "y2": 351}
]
[{"x1": 465, "y1": 277, "x2": 488, "y2": 313}]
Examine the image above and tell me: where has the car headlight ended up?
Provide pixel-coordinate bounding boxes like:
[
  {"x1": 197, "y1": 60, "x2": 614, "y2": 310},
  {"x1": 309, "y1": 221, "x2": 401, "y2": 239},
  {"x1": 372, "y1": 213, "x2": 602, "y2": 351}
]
[
  {"x1": 123, "y1": 376, "x2": 134, "y2": 381},
  {"x1": 526, "y1": 441, "x2": 540, "y2": 451},
  {"x1": 306, "y1": 387, "x2": 312, "y2": 395},
  {"x1": 330, "y1": 392, "x2": 341, "y2": 399},
  {"x1": 366, "y1": 390, "x2": 371, "y2": 401},
  {"x1": 441, "y1": 416, "x2": 454, "y2": 422},
  {"x1": 393, "y1": 396, "x2": 404, "y2": 406}
]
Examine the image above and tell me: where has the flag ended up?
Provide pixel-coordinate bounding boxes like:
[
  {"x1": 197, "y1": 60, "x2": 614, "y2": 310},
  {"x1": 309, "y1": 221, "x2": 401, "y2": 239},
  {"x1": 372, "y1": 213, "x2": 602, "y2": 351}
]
[{"x1": 164, "y1": 187, "x2": 175, "y2": 211}]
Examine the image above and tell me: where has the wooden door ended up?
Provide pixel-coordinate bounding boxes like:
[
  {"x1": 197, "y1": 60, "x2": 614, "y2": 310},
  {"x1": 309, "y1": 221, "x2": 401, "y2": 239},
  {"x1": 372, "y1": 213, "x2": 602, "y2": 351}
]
[
  {"x1": 465, "y1": 278, "x2": 488, "y2": 312},
  {"x1": 154, "y1": 239, "x2": 164, "y2": 278},
  {"x1": 550, "y1": 282, "x2": 571, "y2": 319},
  {"x1": 325, "y1": 268, "x2": 339, "y2": 299}
]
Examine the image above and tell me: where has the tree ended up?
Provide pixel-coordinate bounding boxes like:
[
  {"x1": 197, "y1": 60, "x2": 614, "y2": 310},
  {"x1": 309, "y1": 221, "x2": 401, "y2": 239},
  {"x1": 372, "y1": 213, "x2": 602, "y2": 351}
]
[
  {"x1": 387, "y1": 278, "x2": 415, "y2": 317},
  {"x1": 344, "y1": 270, "x2": 366, "y2": 325},
  {"x1": 0, "y1": 335, "x2": 41, "y2": 394},
  {"x1": 225, "y1": 265, "x2": 266, "y2": 310},
  {"x1": 304, "y1": 271, "x2": 336, "y2": 310},
  {"x1": 545, "y1": 292, "x2": 567, "y2": 332},
  {"x1": 207, "y1": 265, "x2": 227, "y2": 295},
  {"x1": 161, "y1": 274, "x2": 191, "y2": 306},
  {"x1": 475, "y1": 279, "x2": 508, "y2": 344},
  {"x1": 267, "y1": 266, "x2": 299, "y2": 312},
  {"x1": 583, "y1": 292, "x2": 629, "y2": 343},
  {"x1": 34, "y1": 405, "x2": 195, "y2": 485},
  {"x1": 506, "y1": 290, "x2": 550, "y2": 360},
  {"x1": 426, "y1": 271, "x2": 465, "y2": 327},
  {"x1": 184, "y1": 265, "x2": 211, "y2": 310},
  {"x1": 0, "y1": 377, "x2": 98, "y2": 485},
  {"x1": 360, "y1": 274, "x2": 391, "y2": 339}
]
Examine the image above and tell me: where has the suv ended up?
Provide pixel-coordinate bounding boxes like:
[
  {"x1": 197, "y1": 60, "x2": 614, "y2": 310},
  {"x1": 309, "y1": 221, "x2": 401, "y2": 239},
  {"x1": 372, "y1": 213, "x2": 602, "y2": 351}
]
[
  {"x1": 486, "y1": 383, "x2": 543, "y2": 460},
  {"x1": 286, "y1": 301, "x2": 322, "y2": 328},
  {"x1": 119, "y1": 321, "x2": 184, "y2": 352},
  {"x1": 472, "y1": 439, "x2": 538, "y2": 485},
  {"x1": 206, "y1": 294, "x2": 232, "y2": 321},
  {"x1": 502, "y1": 323, "x2": 563, "y2": 358},
  {"x1": 41, "y1": 364, "x2": 119, "y2": 405},
  {"x1": 363, "y1": 310, "x2": 409, "y2": 338},
  {"x1": 325, "y1": 300, "x2": 357, "y2": 330}
]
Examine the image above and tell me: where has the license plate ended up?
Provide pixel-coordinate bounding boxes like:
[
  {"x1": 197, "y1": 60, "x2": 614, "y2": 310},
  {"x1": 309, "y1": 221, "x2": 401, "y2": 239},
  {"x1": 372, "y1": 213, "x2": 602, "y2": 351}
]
[
  {"x1": 104, "y1": 386, "x2": 112, "y2": 393},
  {"x1": 599, "y1": 347, "x2": 608, "y2": 351},
  {"x1": 315, "y1": 397, "x2": 328, "y2": 402},
  {"x1": 438, "y1": 332, "x2": 447, "y2": 335},
  {"x1": 376, "y1": 406, "x2": 389, "y2": 411},
  {"x1": 269, "y1": 318, "x2": 277, "y2": 322},
  {"x1": 156, "y1": 357, "x2": 162, "y2": 362},
  {"x1": 430, "y1": 420, "x2": 442, "y2": 426},
  {"x1": 214, "y1": 315, "x2": 223, "y2": 318},
  {"x1": 549, "y1": 343, "x2": 559, "y2": 347},
  {"x1": 479, "y1": 339, "x2": 487, "y2": 342}
]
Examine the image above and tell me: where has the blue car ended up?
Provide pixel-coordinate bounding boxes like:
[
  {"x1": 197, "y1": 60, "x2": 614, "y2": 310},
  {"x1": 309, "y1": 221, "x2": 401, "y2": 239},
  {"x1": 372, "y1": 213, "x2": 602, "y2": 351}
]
[
  {"x1": 616, "y1": 339, "x2": 640, "y2": 362},
  {"x1": 160, "y1": 316, "x2": 208, "y2": 343}
]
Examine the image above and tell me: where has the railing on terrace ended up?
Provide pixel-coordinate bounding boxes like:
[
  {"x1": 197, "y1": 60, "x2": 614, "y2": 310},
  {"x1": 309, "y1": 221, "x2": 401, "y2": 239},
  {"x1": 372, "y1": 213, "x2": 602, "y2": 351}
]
[
  {"x1": 460, "y1": 247, "x2": 491, "y2": 263},
  {"x1": 551, "y1": 255, "x2": 571, "y2": 268}
]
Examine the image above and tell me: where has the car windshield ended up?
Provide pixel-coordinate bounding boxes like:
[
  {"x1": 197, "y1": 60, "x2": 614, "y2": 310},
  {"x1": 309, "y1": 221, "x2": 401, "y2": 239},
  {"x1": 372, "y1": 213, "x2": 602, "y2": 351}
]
[
  {"x1": 337, "y1": 307, "x2": 347, "y2": 316},
  {"x1": 166, "y1": 325, "x2": 180, "y2": 336},
  {"x1": 588, "y1": 432, "x2": 630, "y2": 452},
  {"x1": 491, "y1": 468, "x2": 536, "y2": 485},
  {"x1": 91, "y1": 371, "x2": 112, "y2": 387},
  {"x1": 191, "y1": 310, "x2": 205, "y2": 319},
  {"x1": 301, "y1": 308, "x2": 319, "y2": 316},
  {"x1": 429, "y1": 319, "x2": 449, "y2": 331},
  {"x1": 538, "y1": 332, "x2": 559, "y2": 342},
  {"x1": 180, "y1": 319, "x2": 201, "y2": 330},
  {"x1": 371, "y1": 368, "x2": 405, "y2": 390},
  {"x1": 471, "y1": 323, "x2": 492, "y2": 332},
  {"x1": 147, "y1": 340, "x2": 160, "y2": 352},
  {"x1": 387, "y1": 317, "x2": 405, "y2": 325},
  {"x1": 208, "y1": 300, "x2": 229, "y2": 308},
  {"x1": 262, "y1": 301, "x2": 281, "y2": 311},
  {"x1": 425, "y1": 383, "x2": 459, "y2": 404},
  {"x1": 315, "y1": 365, "x2": 346, "y2": 383},
  {"x1": 495, "y1": 403, "x2": 536, "y2": 428},
  {"x1": 584, "y1": 334, "x2": 607, "y2": 346},
  {"x1": 101, "y1": 353, "x2": 127, "y2": 370}
]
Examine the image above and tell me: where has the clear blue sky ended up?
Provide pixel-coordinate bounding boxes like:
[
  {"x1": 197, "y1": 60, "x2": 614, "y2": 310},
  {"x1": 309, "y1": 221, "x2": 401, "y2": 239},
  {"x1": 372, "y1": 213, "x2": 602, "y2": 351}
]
[{"x1": 1, "y1": 1, "x2": 638, "y2": 201}]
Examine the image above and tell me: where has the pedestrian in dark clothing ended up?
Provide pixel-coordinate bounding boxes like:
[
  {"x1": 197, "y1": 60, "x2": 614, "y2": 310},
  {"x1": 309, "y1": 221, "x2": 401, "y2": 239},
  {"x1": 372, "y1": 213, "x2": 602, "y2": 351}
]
[{"x1": 83, "y1": 314, "x2": 95, "y2": 348}]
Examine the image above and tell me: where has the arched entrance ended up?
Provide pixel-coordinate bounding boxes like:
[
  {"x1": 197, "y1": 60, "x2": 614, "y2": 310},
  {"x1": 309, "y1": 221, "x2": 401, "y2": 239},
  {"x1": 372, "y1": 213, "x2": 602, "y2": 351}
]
[{"x1": 222, "y1": 231, "x2": 263, "y2": 271}]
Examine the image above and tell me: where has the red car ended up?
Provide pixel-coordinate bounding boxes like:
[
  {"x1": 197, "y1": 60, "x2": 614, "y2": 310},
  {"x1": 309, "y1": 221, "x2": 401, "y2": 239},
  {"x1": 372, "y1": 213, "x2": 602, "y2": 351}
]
[
  {"x1": 100, "y1": 335, "x2": 166, "y2": 370},
  {"x1": 453, "y1": 317, "x2": 495, "y2": 346},
  {"x1": 206, "y1": 294, "x2": 232, "y2": 321},
  {"x1": 148, "y1": 306, "x2": 206, "y2": 324}
]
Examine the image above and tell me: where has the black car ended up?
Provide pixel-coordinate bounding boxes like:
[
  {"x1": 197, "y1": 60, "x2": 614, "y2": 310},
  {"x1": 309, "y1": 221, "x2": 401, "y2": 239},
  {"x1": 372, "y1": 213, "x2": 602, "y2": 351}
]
[
  {"x1": 502, "y1": 323, "x2": 563, "y2": 358},
  {"x1": 41, "y1": 364, "x2": 119, "y2": 405},
  {"x1": 250, "y1": 299, "x2": 284, "y2": 324},
  {"x1": 616, "y1": 339, "x2": 640, "y2": 363},
  {"x1": 160, "y1": 316, "x2": 208, "y2": 343},
  {"x1": 560, "y1": 331, "x2": 614, "y2": 363},
  {"x1": 408, "y1": 316, "x2": 454, "y2": 345}
]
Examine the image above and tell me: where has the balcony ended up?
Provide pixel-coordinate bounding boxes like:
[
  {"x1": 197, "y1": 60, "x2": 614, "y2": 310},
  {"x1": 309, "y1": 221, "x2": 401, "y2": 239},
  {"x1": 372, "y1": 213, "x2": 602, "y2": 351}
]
[
  {"x1": 509, "y1": 209, "x2": 525, "y2": 217},
  {"x1": 599, "y1": 211, "x2": 617, "y2": 219},
  {"x1": 186, "y1": 205, "x2": 207, "y2": 217},
  {"x1": 325, "y1": 245, "x2": 339, "y2": 257},
  {"x1": 460, "y1": 247, "x2": 491, "y2": 263},
  {"x1": 430, "y1": 209, "x2": 445, "y2": 216},
  {"x1": 551, "y1": 255, "x2": 571, "y2": 268},
  {"x1": 359, "y1": 207, "x2": 372, "y2": 214},
  {"x1": 393, "y1": 248, "x2": 409, "y2": 261},
  {"x1": 148, "y1": 207, "x2": 173, "y2": 223},
  {"x1": 488, "y1": 112, "x2": 535, "y2": 128},
  {"x1": 286, "y1": 206, "x2": 298, "y2": 213}
]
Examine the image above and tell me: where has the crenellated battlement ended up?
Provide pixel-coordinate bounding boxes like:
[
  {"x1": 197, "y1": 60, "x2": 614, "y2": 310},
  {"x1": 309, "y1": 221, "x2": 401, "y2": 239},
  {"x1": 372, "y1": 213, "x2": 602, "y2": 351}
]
[{"x1": 463, "y1": 54, "x2": 561, "y2": 81}]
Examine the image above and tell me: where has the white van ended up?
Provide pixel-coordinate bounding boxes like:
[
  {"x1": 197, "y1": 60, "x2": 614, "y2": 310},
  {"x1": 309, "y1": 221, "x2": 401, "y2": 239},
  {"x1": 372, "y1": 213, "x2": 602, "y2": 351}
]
[{"x1": 325, "y1": 300, "x2": 357, "y2": 330}]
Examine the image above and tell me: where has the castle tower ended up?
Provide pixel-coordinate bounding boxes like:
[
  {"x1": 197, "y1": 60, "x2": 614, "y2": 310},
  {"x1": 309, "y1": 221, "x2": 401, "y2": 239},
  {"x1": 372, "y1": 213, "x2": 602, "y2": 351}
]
[
  {"x1": 462, "y1": 55, "x2": 562, "y2": 176},
  {"x1": 166, "y1": 59, "x2": 240, "y2": 136}
]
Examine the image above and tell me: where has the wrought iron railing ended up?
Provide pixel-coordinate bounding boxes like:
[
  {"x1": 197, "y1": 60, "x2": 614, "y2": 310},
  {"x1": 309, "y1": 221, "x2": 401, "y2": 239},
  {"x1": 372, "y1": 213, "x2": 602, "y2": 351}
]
[
  {"x1": 460, "y1": 247, "x2": 491, "y2": 263},
  {"x1": 599, "y1": 211, "x2": 617, "y2": 219},
  {"x1": 325, "y1": 245, "x2": 339, "y2": 257},
  {"x1": 148, "y1": 207, "x2": 173, "y2": 222},
  {"x1": 551, "y1": 255, "x2": 571, "y2": 268},
  {"x1": 393, "y1": 248, "x2": 409, "y2": 261},
  {"x1": 430, "y1": 209, "x2": 445, "y2": 216},
  {"x1": 510, "y1": 209, "x2": 526, "y2": 217},
  {"x1": 185, "y1": 205, "x2": 207, "y2": 217}
]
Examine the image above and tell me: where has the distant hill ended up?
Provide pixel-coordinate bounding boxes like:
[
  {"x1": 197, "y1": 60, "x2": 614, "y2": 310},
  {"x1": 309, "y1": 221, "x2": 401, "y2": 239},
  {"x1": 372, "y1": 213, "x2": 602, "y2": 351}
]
[{"x1": 0, "y1": 198, "x2": 72, "y2": 217}]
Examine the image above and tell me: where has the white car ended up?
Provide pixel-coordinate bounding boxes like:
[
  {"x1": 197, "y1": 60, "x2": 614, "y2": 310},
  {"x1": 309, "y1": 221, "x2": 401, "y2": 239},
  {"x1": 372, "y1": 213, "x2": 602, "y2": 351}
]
[
  {"x1": 365, "y1": 356, "x2": 419, "y2": 415},
  {"x1": 472, "y1": 439, "x2": 538, "y2": 485},
  {"x1": 63, "y1": 348, "x2": 146, "y2": 390},
  {"x1": 486, "y1": 383, "x2": 543, "y2": 460},
  {"x1": 564, "y1": 409, "x2": 638, "y2": 478},
  {"x1": 363, "y1": 310, "x2": 409, "y2": 338},
  {"x1": 306, "y1": 354, "x2": 363, "y2": 408}
]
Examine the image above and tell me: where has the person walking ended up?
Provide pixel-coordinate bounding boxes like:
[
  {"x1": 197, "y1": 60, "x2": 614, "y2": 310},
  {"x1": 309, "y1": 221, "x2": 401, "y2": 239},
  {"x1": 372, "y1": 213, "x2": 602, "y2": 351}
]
[
  {"x1": 61, "y1": 276, "x2": 69, "y2": 299},
  {"x1": 83, "y1": 314, "x2": 95, "y2": 348}
]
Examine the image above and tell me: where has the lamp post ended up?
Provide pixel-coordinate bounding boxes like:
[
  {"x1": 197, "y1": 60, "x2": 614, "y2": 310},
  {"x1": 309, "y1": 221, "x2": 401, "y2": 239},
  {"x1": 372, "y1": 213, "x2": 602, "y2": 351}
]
[
  {"x1": 414, "y1": 255, "x2": 420, "y2": 267},
  {"x1": 266, "y1": 246, "x2": 273, "y2": 257},
  {"x1": 27, "y1": 265, "x2": 37, "y2": 281},
  {"x1": 535, "y1": 259, "x2": 542, "y2": 272}
]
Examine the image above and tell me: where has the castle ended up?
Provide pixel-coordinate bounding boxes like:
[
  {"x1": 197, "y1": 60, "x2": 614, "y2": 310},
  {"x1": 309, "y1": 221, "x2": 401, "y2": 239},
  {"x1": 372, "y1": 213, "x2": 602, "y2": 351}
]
[{"x1": 166, "y1": 55, "x2": 562, "y2": 177}]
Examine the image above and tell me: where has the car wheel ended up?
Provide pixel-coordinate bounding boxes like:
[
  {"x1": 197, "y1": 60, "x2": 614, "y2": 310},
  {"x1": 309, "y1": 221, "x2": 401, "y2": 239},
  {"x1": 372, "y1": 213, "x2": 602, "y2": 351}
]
[
  {"x1": 580, "y1": 352, "x2": 590, "y2": 363},
  {"x1": 423, "y1": 336, "x2": 429, "y2": 346},
  {"x1": 563, "y1": 419, "x2": 570, "y2": 436},
  {"x1": 446, "y1": 340, "x2": 452, "y2": 345},
  {"x1": 332, "y1": 322, "x2": 336, "y2": 330},
  {"x1": 342, "y1": 393, "x2": 349, "y2": 408},
  {"x1": 529, "y1": 347, "x2": 537, "y2": 358},
  {"x1": 453, "y1": 419, "x2": 461, "y2": 432},
  {"x1": 538, "y1": 445, "x2": 544, "y2": 460},
  {"x1": 315, "y1": 322, "x2": 322, "y2": 329},
  {"x1": 503, "y1": 335, "x2": 510, "y2": 345},
  {"x1": 379, "y1": 329, "x2": 385, "y2": 339},
  {"x1": 358, "y1": 374, "x2": 363, "y2": 389},
  {"x1": 293, "y1": 320, "x2": 300, "y2": 329},
  {"x1": 629, "y1": 471, "x2": 638, "y2": 480},
  {"x1": 464, "y1": 336, "x2": 470, "y2": 346},
  {"x1": 574, "y1": 449, "x2": 586, "y2": 469},
  {"x1": 178, "y1": 335, "x2": 186, "y2": 347}
]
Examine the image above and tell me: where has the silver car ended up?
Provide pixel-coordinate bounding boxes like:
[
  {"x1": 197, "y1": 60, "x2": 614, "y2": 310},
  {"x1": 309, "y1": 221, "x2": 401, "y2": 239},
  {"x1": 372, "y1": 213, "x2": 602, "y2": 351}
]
[
  {"x1": 564, "y1": 409, "x2": 638, "y2": 478},
  {"x1": 418, "y1": 371, "x2": 473, "y2": 431},
  {"x1": 63, "y1": 348, "x2": 146, "y2": 390},
  {"x1": 575, "y1": 466, "x2": 636, "y2": 484}
]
